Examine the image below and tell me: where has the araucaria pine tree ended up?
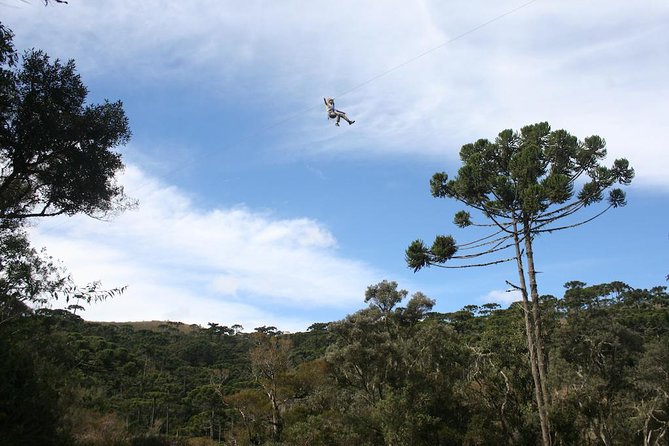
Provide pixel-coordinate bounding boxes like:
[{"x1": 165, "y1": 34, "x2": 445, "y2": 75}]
[{"x1": 406, "y1": 122, "x2": 634, "y2": 446}]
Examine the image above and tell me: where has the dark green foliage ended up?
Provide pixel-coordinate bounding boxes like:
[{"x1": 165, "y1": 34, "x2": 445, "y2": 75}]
[
  {"x1": 431, "y1": 235, "x2": 458, "y2": 262},
  {"x1": 453, "y1": 210, "x2": 472, "y2": 228},
  {"x1": 322, "y1": 281, "x2": 469, "y2": 445},
  {"x1": 0, "y1": 21, "x2": 132, "y2": 220},
  {"x1": 0, "y1": 222, "x2": 64, "y2": 314},
  {"x1": 406, "y1": 236, "x2": 458, "y2": 272},
  {"x1": 0, "y1": 23, "x2": 132, "y2": 443},
  {"x1": 408, "y1": 122, "x2": 635, "y2": 271},
  {"x1": 549, "y1": 283, "x2": 669, "y2": 444},
  {"x1": 406, "y1": 239, "x2": 431, "y2": 272},
  {"x1": 0, "y1": 335, "x2": 68, "y2": 446},
  {"x1": 0, "y1": 223, "x2": 125, "y2": 327},
  {"x1": 608, "y1": 187, "x2": 627, "y2": 207},
  {"x1": 0, "y1": 280, "x2": 667, "y2": 445},
  {"x1": 289, "y1": 322, "x2": 331, "y2": 362}
]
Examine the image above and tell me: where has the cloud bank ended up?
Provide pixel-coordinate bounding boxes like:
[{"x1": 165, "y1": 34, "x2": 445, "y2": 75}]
[
  {"x1": 6, "y1": 0, "x2": 668, "y2": 187},
  {"x1": 5, "y1": 0, "x2": 667, "y2": 329},
  {"x1": 30, "y1": 165, "x2": 382, "y2": 331}
]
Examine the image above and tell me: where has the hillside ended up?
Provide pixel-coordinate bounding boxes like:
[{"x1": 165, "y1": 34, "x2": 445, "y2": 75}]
[{"x1": 2, "y1": 280, "x2": 668, "y2": 445}]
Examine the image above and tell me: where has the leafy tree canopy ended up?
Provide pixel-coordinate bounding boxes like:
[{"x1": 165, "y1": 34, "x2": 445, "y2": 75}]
[
  {"x1": 0, "y1": 22, "x2": 133, "y2": 221},
  {"x1": 407, "y1": 122, "x2": 634, "y2": 271}
]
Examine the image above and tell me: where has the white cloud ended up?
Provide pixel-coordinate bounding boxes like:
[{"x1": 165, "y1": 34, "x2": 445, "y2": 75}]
[
  {"x1": 4, "y1": 1, "x2": 667, "y2": 328},
  {"x1": 480, "y1": 289, "x2": 522, "y2": 307},
  {"x1": 29, "y1": 165, "x2": 382, "y2": 331},
  {"x1": 5, "y1": 1, "x2": 668, "y2": 188}
]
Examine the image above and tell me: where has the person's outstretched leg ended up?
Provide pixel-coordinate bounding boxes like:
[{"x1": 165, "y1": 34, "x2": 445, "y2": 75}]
[{"x1": 340, "y1": 112, "x2": 354, "y2": 125}]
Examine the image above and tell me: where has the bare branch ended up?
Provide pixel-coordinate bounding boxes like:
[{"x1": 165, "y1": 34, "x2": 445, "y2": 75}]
[
  {"x1": 458, "y1": 232, "x2": 513, "y2": 251},
  {"x1": 533, "y1": 205, "x2": 613, "y2": 234},
  {"x1": 430, "y1": 256, "x2": 516, "y2": 269},
  {"x1": 452, "y1": 241, "x2": 515, "y2": 260}
]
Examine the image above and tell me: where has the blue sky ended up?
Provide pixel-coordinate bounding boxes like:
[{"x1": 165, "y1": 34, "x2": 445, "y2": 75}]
[{"x1": 3, "y1": 0, "x2": 667, "y2": 331}]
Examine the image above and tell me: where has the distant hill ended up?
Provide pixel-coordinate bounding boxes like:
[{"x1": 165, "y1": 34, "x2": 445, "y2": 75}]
[{"x1": 91, "y1": 319, "x2": 202, "y2": 334}]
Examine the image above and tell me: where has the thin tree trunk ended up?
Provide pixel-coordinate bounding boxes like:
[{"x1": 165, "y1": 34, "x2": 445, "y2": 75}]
[
  {"x1": 523, "y1": 222, "x2": 552, "y2": 414},
  {"x1": 150, "y1": 397, "x2": 155, "y2": 427},
  {"x1": 269, "y1": 390, "x2": 282, "y2": 441},
  {"x1": 513, "y1": 220, "x2": 551, "y2": 446}
]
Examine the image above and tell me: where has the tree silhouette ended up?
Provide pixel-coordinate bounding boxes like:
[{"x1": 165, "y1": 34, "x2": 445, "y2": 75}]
[{"x1": 0, "y1": 22, "x2": 132, "y2": 221}]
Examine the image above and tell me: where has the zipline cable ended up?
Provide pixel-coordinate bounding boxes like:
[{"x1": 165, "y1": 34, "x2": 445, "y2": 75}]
[
  {"x1": 34, "y1": 0, "x2": 542, "y2": 239},
  {"x1": 44, "y1": 0, "x2": 544, "y2": 228},
  {"x1": 336, "y1": 0, "x2": 541, "y2": 99}
]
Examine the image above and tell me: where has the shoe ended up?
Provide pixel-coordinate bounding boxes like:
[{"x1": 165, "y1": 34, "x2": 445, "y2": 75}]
[
  {"x1": 349, "y1": 121, "x2": 355, "y2": 125},
  {"x1": 335, "y1": 122, "x2": 340, "y2": 126}
]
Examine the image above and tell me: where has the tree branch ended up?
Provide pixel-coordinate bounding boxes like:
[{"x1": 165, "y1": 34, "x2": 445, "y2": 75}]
[
  {"x1": 533, "y1": 205, "x2": 612, "y2": 234},
  {"x1": 430, "y1": 256, "x2": 516, "y2": 269}
]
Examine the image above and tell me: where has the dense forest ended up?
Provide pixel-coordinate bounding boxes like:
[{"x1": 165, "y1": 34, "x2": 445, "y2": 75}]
[
  {"x1": 1, "y1": 280, "x2": 668, "y2": 445},
  {"x1": 1, "y1": 16, "x2": 668, "y2": 446}
]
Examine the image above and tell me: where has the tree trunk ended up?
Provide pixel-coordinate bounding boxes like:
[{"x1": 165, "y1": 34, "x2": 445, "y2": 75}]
[
  {"x1": 210, "y1": 409, "x2": 215, "y2": 439},
  {"x1": 269, "y1": 390, "x2": 283, "y2": 441},
  {"x1": 150, "y1": 397, "x2": 155, "y2": 427},
  {"x1": 522, "y1": 222, "x2": 551, "y2": 413},
  {"x1": 513, "y1": 220, "x2": 551, "y2": 446}
]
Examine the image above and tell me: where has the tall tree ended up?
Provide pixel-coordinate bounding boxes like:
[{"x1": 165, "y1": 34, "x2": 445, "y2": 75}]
[
  {"x1": 0, "y1": 22, "x2": 132, "y2": 221},
  {"x1": 0, "y1": 22, "x2": 131, "y2": 445},
  {"x1": 249, "y1": 331, "x2": 294, "y2": 442},
  {"x1": 406, "y1": 122, "x2": 634, "y2": 445}
]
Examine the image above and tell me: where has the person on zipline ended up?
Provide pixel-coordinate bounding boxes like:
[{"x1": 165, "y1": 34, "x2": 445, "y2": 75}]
[{"x1": 324, "y1": 97, "x2": 355, "y2": 126}]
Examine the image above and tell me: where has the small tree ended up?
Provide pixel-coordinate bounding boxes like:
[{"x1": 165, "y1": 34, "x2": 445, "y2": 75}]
[{"x1": 406, "y1": 122, "x2": 633, "y2": 445}]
